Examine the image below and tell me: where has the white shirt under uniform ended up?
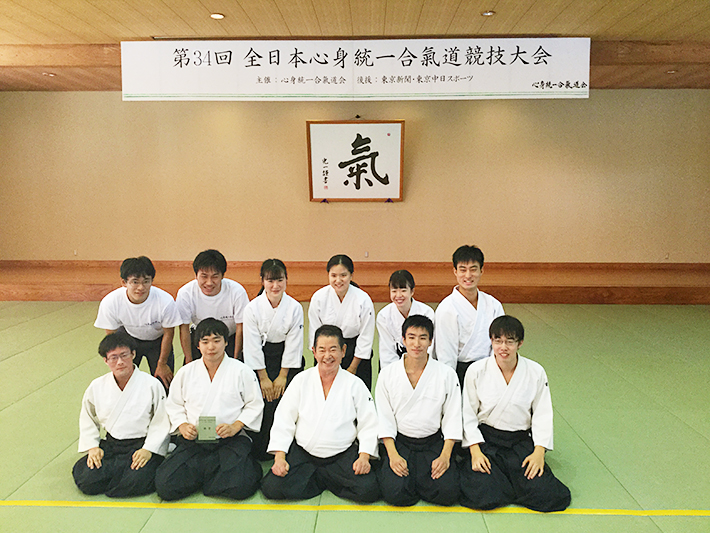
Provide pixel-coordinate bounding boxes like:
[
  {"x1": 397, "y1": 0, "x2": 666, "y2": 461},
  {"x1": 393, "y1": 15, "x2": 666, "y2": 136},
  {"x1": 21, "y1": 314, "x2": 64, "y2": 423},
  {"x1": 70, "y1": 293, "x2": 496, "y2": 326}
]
[
  {"x1": 376, "y1": 357, "x2": 462, "y2": 441},
  {"x1": 376, "y1": 300, "x2": 436, "y2": 369},
  {"x1": 165, "y1": 356, "x2": 263, "y2": 434},
  {"x1": 308, "y1": 284, "x2": 375, "y2": 360},
  {"x1": 268, "y1": 367, "x2": 379, "y2": 459},
  {"x1": 462, "y1": 355, "x2": 554, "y2": 450},
  {"x1": 78, "y1": 367, "x2": 170, "y2": 456},
  {"x1": 242, "y1": 292, "x2": 304, "y2": 371},
  {"x1": 94, "y1": 286, "x2": 183, "y2": 341},
  {"x1": 175, "y1": 278, "x2": 249, "y2": 337},
  {"x1": 434, "y1": 287, "x2": 504, "y2": 369}
]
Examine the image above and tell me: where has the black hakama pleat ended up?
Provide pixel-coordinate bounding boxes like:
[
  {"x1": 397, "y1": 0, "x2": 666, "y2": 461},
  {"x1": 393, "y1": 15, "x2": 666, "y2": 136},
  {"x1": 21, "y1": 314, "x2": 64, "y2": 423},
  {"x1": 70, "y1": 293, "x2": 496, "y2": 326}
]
[
  {"x1": 378, "y1": 431, "x2": 459, "y2": 507},
  {"x1": 154, "y1": 434, "x2": 261, "y2": 501},
  {"x1": 72, "y1": 435, "x2": 163, "y2": 498},
  {"x1": 261, "y1": 442, "x2": 380, "y2": 503},
  {"x1": 459, "y1": 424, "x2": 571, "y2": 512}
]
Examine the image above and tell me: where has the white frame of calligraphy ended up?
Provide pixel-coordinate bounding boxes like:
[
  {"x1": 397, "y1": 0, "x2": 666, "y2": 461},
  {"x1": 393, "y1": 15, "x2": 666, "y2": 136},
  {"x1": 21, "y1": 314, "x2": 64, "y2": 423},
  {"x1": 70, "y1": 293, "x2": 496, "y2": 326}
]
[
  {"x1": 121, "y1": 38, "x2": 590, "y2": 101},
  {"x1": 308, "y1": 120, "x2": 404, "y2": 202}
]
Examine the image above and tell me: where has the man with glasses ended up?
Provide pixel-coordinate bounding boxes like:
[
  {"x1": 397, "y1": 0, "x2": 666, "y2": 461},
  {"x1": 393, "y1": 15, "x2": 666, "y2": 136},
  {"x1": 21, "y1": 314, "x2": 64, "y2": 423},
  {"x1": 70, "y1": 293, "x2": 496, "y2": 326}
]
[
  {"x1": 95, "y1": 256, "x2": 183, "y2": 389},
  {"x1": 72, "y1": 332, "x2": 170, "y2": 497}
]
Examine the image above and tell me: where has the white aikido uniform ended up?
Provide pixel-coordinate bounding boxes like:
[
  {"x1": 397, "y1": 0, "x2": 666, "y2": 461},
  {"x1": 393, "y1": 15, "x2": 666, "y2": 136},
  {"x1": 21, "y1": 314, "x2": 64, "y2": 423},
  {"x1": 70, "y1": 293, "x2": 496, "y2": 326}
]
[
  {"x1": 94, "y1": 287, "x2": 183, "y2": 375},
  {"x1": 175, "y1": 278, "x2": 249, "y2": 359},
  {"x1": 155, "y1": 356, "x2": 264, "y2": 501},
  {"x1": 375, "y1": 357, "x2": 461, "y2": 506},
  {"x1": 261, "y1": 367, "x2": 380, "y2": 502},
  {"x1": 460, "y1": 355, "x2": 571, "y2": 512},
  {"x1": 242, "y1": 291, "x2": 305, "y2": 459},
  {"x1": 72, "y1": 367, "x2": 170, "y2": 497},
  {"x1": 308, "y1": 284, "x2": 375, "y2": 388},
  {"x1": 376, "y1": 300, "x2": 435, "y2": 369},
  {"x1": 434, "y1": 287, "x2": 504, "y2": 384}
]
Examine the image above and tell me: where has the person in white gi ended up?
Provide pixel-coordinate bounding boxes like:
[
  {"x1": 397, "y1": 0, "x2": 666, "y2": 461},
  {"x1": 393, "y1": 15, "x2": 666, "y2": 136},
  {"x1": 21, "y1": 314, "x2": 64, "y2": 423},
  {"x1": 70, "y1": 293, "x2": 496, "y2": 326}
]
[
  {"x1": 243, "y1": 259, "x2": 305, "y2": 460},
  {"x1": 376, "y1": 315, "x2": 461, "y2": 506},
  {"x1": 434, "y1": 245, "x2": 504, "y2": 386},
  {"x1": 73, "y1": 332, "x2": 170, "y2": 497},
  {"x1": 94, "y1": 256, "x2": 183, "y2": 390},
  {"x1": 175, "y1": 249, "x2": 249, "y2": 362},
  {"x1": 261, "y1": 325, "x2": 380, "y2": 503},
  {"x1": 460, "y1": 315, "x2": 571, "y2": 512},
  {"x1": 376, "y1": 270, "x2": 435, "y2": 370},
  {"x1": 155, "y1": 318, "x2": 264, "y2": 501},
  {"x1": 308, "y1": 254, "x2": 375, "y2": 389}
]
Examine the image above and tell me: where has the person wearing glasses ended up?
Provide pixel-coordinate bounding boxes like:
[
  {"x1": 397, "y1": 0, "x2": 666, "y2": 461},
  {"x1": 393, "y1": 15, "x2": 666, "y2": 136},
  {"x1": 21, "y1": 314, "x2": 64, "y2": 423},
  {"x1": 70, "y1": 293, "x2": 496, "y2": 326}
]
[
  {"x1": 72, "y1": 332, "x2": 170, "y2": 497},
  {"x1": 94, "y1": 256, "x2": 183, "y2": 390},
  {"x1": 459, "y1": 315, "x2": 571, "y2": 512}
]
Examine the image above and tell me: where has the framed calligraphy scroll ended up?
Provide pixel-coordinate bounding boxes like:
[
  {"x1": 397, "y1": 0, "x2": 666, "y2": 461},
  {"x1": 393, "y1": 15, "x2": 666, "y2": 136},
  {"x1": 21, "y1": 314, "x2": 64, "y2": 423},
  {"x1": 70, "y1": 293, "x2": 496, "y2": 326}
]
[{"x1": 307, "y1": 120, "x2": 404, "y2": 202}]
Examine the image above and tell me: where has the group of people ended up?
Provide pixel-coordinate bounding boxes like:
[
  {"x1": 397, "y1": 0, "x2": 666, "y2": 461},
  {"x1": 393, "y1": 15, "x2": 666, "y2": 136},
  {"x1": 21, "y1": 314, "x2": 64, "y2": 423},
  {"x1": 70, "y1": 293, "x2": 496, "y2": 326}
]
[{"x1": 73, "y1": 246, "x2": 571, "y2": 512}]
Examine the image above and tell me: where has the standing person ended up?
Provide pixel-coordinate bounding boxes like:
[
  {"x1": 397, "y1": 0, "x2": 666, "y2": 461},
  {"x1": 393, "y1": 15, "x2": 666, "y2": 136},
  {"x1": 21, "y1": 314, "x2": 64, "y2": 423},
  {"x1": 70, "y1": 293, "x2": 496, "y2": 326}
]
[
  {"x1": 155, "y1": 318, "x2": 264, "y2": 501},
  {"x1": 376, "y1": 270, "x2": 435, "y2": 370},
  {"x1": 460, "y1": 315, "x2": 571, "y2": 512},
  {"x1": 261, "y1": 325, "x2": 380, "y2": 503},
  {"x1": 175, "y1": 249, "x2": 249, "y2": 362},
  {"x1": 308, "y1": 254, "x2": 375, "y2": 389},
  {"x1": 434, "y1": 245, "x2": 504, "y2": 386},
  {"x1": 242, "y1": 259, "x2": 305, "y2": 460},
  {"x1": 94, "y1": 256, "x2": 183, "y2": 390},
  {"x1": 72, "y1": 332, "x2": 170, "y2": 497},
  {"x1": 376, "y1": 315, "x2": 461, "y2": 506}
]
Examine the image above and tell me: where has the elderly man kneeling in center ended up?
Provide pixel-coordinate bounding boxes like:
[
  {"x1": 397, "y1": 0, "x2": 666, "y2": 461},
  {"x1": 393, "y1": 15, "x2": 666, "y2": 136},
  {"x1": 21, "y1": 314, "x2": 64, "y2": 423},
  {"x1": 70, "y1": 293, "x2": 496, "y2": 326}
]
[{"x1": 261, "y1": 325, "x2": 380, "y2": 502}]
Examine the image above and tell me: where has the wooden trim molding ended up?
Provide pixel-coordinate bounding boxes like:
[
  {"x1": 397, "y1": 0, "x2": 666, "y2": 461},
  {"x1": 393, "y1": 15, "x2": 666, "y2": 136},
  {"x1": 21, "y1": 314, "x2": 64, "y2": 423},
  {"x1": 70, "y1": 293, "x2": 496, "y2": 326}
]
[{"x1": 1, "y1": 260, "x2": 708, "y2": 304}]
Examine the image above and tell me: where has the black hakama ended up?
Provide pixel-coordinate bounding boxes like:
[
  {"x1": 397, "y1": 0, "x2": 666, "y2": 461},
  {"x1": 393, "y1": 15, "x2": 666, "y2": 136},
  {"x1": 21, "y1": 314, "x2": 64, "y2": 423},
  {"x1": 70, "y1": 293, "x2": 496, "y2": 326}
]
[
  {"x1": 154, "y1": 434, "x2": 261, "y2": 501},
  {"x1": 72, "y1": 434, "x2": 163, "y2": 497},
  {"x1": 378, "y1": 431, "x2": 459, "y2": 507},
  {"x1": 459, "y1": 424, "x2": 571, "y2": 512},
  {"x1": 261, "y1": 442, "x2": 380, "y2": 503},
  {"x1": 249, "y1": 341, "x2": 304, "y2": 461}
]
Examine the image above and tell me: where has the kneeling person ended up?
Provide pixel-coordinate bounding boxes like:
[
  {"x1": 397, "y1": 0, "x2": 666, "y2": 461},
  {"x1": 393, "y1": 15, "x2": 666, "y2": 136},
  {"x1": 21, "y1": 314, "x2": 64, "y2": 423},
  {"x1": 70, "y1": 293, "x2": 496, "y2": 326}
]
[
  {"x1": 261, "y1": 325, "x2": 379, "y2": 503},
  {"x1": 73, "y1": 332, "x2": 170, "y2": 497},
  {"x1": 460, "y1": 315, "x2": 571, "y2": 512},
  {"x1": 376, "y1": 315, "x2": 461, "y2": 506},
  {"x1": 155, "y1": 318, "x2": 264, "y2": 501}
]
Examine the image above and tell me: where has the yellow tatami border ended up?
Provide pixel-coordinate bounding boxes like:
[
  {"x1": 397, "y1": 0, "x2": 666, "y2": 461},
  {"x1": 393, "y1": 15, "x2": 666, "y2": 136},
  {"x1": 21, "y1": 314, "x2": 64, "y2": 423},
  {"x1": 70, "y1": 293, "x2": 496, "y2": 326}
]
[{"x1": 1, "y1": 500, "x2": 709, "y2": 517}]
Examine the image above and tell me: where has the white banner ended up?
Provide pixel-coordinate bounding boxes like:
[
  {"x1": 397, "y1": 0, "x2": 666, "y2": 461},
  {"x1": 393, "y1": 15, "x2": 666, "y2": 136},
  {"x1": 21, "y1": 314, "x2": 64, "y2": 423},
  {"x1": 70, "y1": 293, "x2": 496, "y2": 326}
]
[{"x1": 122, "y1": 38, "x2": 589, "y2": 101}]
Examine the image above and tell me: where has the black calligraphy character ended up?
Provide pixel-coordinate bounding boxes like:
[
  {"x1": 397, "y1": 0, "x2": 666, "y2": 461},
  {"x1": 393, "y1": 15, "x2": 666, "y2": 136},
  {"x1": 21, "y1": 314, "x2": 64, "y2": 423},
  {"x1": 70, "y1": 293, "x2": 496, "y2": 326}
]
[
  {"x1": 338, "y1": 134, "x2": 389, "y2": 190},
  {"x1": 311, "y1": 53, "x2": 328, "y2": 65},
  {"x1": 174, "y1": 48, "x2": 190, "y2": 68},
  {"x1": 289, "y1": 48, "x2": 307, "y2": 68},
  {"x1": 421, "y1": 47, "x2": 440, "y2": 67},
  {"x1": 398, "y1": 47, "x2": 417, "y2": 67},
  {"x1": 244, "y1": 48, "x2": 263, "y2": 67},
  {"x1": 487, "y1": 46, "x2": 506, "y2": 65},
  {"x1": 354, "y1": 48, "x2": 374, "y2": 67},
  {"x1": 532, "y1": 46, "x2": 552, "y2": 65},
  {"x1": 334, "y1": 48, "x2": 348, "y2": 69},
  {"x1": 466, "y1": 46, "x2": 485, "y2": 66},
  {"x1": 443, "y1": 47, "x2": 461, "y2": 66},
  {"x1": 269, "y1": 50, "x2": 280, "y2": 65},
  {"x1": 510, "y1": 46, "x2": 529, "y2": 65},
  {"x1": 215, "y1": 51, "x2": 232, "y2": 65}
]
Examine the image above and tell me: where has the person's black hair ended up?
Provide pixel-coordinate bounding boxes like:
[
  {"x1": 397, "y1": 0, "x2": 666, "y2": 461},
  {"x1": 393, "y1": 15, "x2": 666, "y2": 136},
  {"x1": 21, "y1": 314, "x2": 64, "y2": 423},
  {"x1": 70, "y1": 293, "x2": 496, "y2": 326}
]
[
  {"x1": 98, "y1": 331, "x2": 137, "y2": 358},
  {"x1": 401, "y1": 314, "x2": 434, "y2": 340},
  {"x1": 452, "y1": 245, "x2": 485, "y2": 269},
  {"x1": 120, "y1": 256, "x2": 155, "y2": 280},
  {"x1": 489, "y1": 315, "x2": 525, "y2": 342},
  {"x1": 326, "y1": 254, "x2": 354, "y2": 274},
  {"x1": 313, "y1": 324, "x2": 345, "y2": 349},
  {"x1": 261, "y1": 259, "x2": 288, "y2": 280},
  {"x1": 193, "y1": 249, "x2": 227, "y2": 275},
  {"x1": 193, "y1": 317, "x2": 230, "y2": 347},
  {"x1": 389, "y1": 270, "x2": 415, "y2": 290}
]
